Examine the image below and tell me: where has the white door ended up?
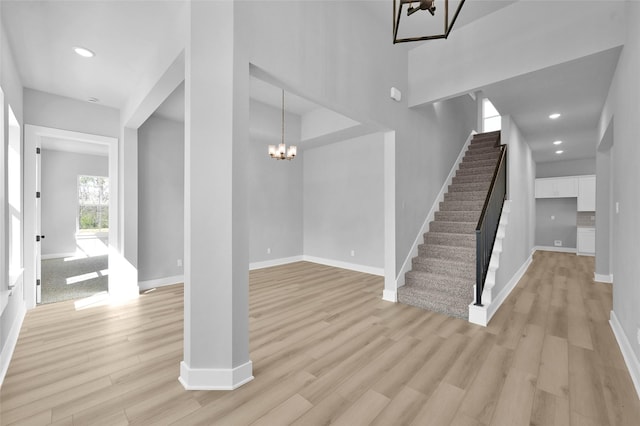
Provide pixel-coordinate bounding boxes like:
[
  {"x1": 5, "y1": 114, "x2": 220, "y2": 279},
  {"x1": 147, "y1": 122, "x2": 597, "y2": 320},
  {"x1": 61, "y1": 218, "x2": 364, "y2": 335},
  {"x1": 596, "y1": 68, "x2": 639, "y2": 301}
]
[{"x1": 36, "y1": 146, "x2": 42, "y2": 303}]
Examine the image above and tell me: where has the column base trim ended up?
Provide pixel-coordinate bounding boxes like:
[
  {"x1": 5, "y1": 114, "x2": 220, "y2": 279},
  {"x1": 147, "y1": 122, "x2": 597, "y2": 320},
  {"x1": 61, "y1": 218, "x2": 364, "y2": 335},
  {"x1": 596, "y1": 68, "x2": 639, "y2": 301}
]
[{"x1": 179, "y1": 360, "x2": 253, "y2": 390}]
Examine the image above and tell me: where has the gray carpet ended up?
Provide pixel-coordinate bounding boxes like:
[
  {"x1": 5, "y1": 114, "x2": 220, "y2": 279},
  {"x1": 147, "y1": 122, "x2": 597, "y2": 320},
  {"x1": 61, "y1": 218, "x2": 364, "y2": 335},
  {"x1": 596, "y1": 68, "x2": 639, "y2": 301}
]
[
  {"x1": 398, "y1": 131, "x2": 502, "y2": 319},
  {"x1": 41, "y1": 255, "x2": 108, "y2": 304}
]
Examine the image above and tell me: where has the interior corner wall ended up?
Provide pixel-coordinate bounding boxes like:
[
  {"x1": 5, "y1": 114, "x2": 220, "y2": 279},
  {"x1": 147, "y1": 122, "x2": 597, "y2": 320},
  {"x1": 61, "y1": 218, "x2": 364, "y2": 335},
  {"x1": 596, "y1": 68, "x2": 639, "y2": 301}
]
[
  {"x1": 595, "y1": 146, "x2": 612, "y2": 276},
  {"x1": 23, "y1": 89, "x2": 119, "y2": 138},
  {"x1": 535, "y1": 158, "x2": 596, "y2": 178},
  {"x1": 249, "y1": 100, "x2": 303, "y2": 264},
  {"x1": 603, "y1": 1, "x2": 640, "y2": 370},
  {"x1": 303, "y1": 133, "x2": 384, "y2": 269},
  {"x1": 494, "y1": 116, "x2": 535, "y2": 296},
  {"x1": 41, "y1": 150, "x2": 108, "y2": 257},
  {"x1": 1, "y1": 21, "x2": 24, "y2": 378},
  {"x1": 137, "y1": 115, "x2": 184, "y2": 282}
]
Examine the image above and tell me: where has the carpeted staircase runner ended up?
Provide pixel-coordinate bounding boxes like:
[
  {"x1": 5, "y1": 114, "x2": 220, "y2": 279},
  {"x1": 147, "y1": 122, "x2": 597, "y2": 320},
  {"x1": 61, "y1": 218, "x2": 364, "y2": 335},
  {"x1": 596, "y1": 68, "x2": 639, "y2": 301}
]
[{"x1": 398, "y1": 131, "x2": 502, "y2": 319}]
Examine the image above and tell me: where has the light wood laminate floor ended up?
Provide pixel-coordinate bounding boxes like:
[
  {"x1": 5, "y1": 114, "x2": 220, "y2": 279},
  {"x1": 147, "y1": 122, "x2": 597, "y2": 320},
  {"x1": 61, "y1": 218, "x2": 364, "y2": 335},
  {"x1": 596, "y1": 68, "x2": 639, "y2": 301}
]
[{"x1": 1, "y1": 251, "x2": 639, "y2": 425}]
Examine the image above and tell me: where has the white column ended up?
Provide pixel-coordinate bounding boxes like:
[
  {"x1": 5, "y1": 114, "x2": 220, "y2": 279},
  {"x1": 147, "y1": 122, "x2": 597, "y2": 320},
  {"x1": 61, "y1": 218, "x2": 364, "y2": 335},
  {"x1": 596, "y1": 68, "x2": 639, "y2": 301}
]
[{"x1": 180, "y1": 0, "x2": 252, "y2": 390}]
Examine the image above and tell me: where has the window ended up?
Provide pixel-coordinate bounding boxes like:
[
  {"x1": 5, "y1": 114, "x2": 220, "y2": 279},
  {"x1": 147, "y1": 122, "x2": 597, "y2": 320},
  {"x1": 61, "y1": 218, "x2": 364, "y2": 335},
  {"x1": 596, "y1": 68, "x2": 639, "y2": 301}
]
[
  {"x1": 78, "y1": 175, "x2": 109, "y2": 234},
  {"x1": 483, "y1": 98, "x2": 502, "y2": 132},
  {"x1": 8, "y1": 105, "x2": 22, "y2": 274}
]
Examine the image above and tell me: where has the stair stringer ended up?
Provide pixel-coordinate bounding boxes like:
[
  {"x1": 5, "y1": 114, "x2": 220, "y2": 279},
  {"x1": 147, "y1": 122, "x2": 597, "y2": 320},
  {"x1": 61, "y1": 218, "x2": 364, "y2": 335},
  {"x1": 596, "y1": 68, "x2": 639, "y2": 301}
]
[{"x1": 468, "y1": 200, "x2": 511, "y2": 326}]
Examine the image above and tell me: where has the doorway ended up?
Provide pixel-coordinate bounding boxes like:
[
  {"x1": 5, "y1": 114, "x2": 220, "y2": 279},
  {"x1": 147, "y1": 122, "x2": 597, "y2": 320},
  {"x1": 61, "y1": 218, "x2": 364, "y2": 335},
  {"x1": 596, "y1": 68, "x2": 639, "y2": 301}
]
[{"x1": 24, "y1": 126, "x2": 118, "y2": 310}]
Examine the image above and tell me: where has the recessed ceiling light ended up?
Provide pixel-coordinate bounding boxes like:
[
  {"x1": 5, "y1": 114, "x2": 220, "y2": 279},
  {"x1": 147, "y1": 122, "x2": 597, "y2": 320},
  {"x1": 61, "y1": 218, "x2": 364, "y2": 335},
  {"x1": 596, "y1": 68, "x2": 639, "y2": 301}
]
[
  {"x1": 553, "y1": 140, "x2": 563, "y2": 145},
  {"x1": 555, "y1": 150, "x2": 564, "y2": 154},
  {"x1": 88, "y1": 97, "x2": 99, "y2": 103},
  {"x1": 549, "y1": 113, "x2": 561, "y2": 120},
  {"x1": 74, "y1": 47, "x2": 95, "y2": 58}
]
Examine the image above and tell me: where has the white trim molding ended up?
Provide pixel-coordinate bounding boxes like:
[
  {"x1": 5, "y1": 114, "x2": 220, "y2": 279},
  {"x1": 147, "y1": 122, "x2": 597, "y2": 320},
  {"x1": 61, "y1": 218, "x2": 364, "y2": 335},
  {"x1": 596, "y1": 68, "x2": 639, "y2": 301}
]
[
  {"x1": 469, "y1": 250, "x2": 533, "y2": 327},
  {"x1": 609, "y1": 311, "x2": 640, "y2": 400},
  {"x1": 594, "y1": 273, "x2": 613, "y2": 283},
  {"x1": 303, "y1": 255, "x2": 384, "y2": 277},
  {"x1": 249, "y1": 256, "x2": 304, "y2": 271},
  {"x1": 534, "y1": 246, "x2": 577, "y2": 254},
  {"x1": 179, "y1": 360, "x2": 254, "y2": 391},
  {"x1": 382, "y1": 289, "x2": 397, "y2": 303},
  {"x1": 396, "y1": 130, "x2": 477, "y2": 291},
  {"x1": 0, "y1": 300, "x2": 26, "y2": 387},
  {"x1": 139, "y1": 275, "x2": 185, "y2": 291}
]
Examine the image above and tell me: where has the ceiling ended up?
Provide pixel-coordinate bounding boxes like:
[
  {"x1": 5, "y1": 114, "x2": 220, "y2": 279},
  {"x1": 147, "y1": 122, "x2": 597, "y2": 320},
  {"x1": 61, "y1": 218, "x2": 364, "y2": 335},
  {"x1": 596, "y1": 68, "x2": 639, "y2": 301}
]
[
  {"x1": 482, "y1": 47, "x2": 621, "y2": 163},
  {"x1": 41, "y1": 136, "x2": 109, "y2": 156}
]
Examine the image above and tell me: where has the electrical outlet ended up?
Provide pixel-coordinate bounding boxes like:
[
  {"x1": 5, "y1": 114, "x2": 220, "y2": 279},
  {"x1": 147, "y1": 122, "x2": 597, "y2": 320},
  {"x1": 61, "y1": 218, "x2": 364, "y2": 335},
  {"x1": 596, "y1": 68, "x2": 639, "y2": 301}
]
[
  {"x1": 616, "y1": 202, "x2": 620, "y2": 214},
  {"x1": 267, "y1": 248, "x2": 271, "y2": 254},
  {"x1": 554, "y1": 240, "x2": 562, "y2": 247},
  {"x1": 177, "y1": 259, "x2": 182, "y2": 267},
  {"x1": 350, "y1": 249, "x2": 355, "y2": 257}
]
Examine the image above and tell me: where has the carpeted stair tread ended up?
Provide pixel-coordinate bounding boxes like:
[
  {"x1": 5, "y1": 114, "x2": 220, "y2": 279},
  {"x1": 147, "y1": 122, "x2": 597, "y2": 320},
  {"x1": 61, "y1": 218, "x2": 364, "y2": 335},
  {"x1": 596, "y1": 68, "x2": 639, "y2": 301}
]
[
  {"x1": 465, "y1": 146, "x2": 499, "y2": 156},
  {"x1": 468, "y1": 141, "x2": 497, "y2": 150},
  {"x1": 411, "y1": 256, "x2": 475, "y2": 279},
  {"x1": 444, "y1": 191, "x2": 489, "y2": 202},
  {"x1": 439, "y1": 200, "x2": 485, "y2": 211},
  {"x1": 434, "y1": 210, "x2": 480, "y2": 222},
  {"x1": 425, "y1": 232, "x2": 475, "y2": 248},
  {"x1": 448, "y1": 182, "x2": 491, "y2": 192},
  {"x1": 471, "y1": 130, "x2": 501, "y2": 140},
  {"x1": 418, "y1": 243, "x2": 475, "y2": 263},
  {"x1": 404, "y1": 270, "x2": 474, "y2": 296},
  {"x1": 462, "y1": 151, "x2": 501, "y2": 162},
  {"x1": 459, "y1": 158, "x2": 499, "y2": 169},
  {"x1": 397, "y1": 286, "x2": 470, "y2": 319},
  {"x1": 429, "y1": 220, "x2": 477, "y2": 234}
]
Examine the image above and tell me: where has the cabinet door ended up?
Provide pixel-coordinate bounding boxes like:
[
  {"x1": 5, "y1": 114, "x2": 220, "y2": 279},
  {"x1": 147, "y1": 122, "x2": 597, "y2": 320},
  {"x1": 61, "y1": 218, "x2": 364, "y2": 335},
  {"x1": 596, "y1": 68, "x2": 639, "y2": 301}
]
[
  {"x1": 555, "y1": 177, "x2": 578, "y2": 197},
  {"x1": 577, "y1": 229, "x2": 596, "y2": 254},
  {"x1": 578, "y1": 176, "x2": 596, "y2": 211},
  {"x1": 535, "y1": 179, "x2": 554, "y2": 198}
]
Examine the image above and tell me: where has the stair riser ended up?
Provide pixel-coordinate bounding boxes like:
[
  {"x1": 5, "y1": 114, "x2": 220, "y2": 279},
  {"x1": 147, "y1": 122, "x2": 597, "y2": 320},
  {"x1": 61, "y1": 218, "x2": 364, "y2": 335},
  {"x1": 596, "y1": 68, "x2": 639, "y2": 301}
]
[
  {"x1": 404, "y1": 272, "x2": 474, "y2": 297},
  {"x1": 398, "y1": 290, "x2": 471, "y2": 319},
  {"x1": 464, "y1": 152, "x2": 501, "y2": 162},
  {"x1": 468, "y1": 141, "x2": 497, "y2": 150},
  {"x1": 444, "y1": 191, "x2": 487, "y2": 202},
  {"x1": 466, "y1": 146, "x2": 500, "y2": 156},
  {"x1": 411, "y1": 258, "x2": 475, "y2": 280},
  {"x1": 430, "y1": 221, "x2": 476, "y2": 234},
  {"x1": 459, "y1": 159, "x2": 498, "y2": 169},
  {"x1": 419, "y1": 244, "x2": 475, "y2": 263},
  {"x1": 434, "y1": 211, "x2": 479, "y2": 222},
  {"x1": 439, "y1": 201, "x2": 485, "y2": 211},
  {"x1": 448, "y1": 183, "x2": 491, "y2": 193},
  {"x1": 456, "y1": 166, "x2": 496, "y2": 177},
  {"x1": 425, "y1": 233, "x2": 475, "y2": 248},
  {"x1": 452, "y1": 175, "x2": 493, "y2": 185}
]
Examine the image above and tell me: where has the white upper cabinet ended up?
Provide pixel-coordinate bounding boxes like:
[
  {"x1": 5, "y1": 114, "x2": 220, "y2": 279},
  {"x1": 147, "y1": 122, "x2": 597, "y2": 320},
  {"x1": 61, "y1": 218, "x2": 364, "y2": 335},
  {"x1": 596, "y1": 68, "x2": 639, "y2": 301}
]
[
  {"x1": 578, "y1": 175, "x2": 596, "y2": 211},
  {"x1": 535, "y1": 176, "x2": 578, "y2": 198}
]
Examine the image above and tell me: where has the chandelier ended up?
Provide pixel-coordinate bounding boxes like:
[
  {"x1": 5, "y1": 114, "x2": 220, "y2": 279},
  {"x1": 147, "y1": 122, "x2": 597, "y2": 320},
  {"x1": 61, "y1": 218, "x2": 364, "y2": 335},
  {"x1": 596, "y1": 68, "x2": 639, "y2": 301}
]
[
  {"x1": 393, "y1": 0, "x2": 466, "y2": 44},
  {"x1": 268, "y1": 90, "x2": 297, "y2": 160}
]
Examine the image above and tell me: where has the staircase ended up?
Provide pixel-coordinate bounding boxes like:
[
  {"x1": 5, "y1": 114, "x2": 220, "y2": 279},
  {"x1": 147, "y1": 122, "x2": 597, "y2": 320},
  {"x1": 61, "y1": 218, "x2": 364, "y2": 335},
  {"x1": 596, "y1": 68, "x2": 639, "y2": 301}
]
[{"x1": 398, "y1": 131, "x2": 502, "y2": 319}]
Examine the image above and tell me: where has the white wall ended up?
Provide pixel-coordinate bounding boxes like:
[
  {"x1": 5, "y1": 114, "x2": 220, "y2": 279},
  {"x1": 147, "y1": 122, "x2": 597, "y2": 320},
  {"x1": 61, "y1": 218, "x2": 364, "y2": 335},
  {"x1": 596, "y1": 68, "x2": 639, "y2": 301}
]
[
  {"x1": 249, "y1": 100, "x2": 303, "y2": 264},
  {"x1": 41, "y1": 150, "x2": 108, "y2": 257},
  {"x1": 409, "y1": 1, "x2": 626, "y2": 105},
  {"x1": 535, "y1": 198, "x2": 577, "y2": 249},
  {"x1": 137, "y1": 115, "x2": 184, "y2": 282},
  {"x1": 24, "y1": 88, "x2": 119, "y2": 138},
  {"x1": 494, "y1": 116, "x2": 535, "y2": 296},
  {"x1": 303, "y1": 133, "x2": 384, "y2": 270},
  {"x1": 536, "y1": 158, "x2": 596, "y2": 178},
  {"x1": 600, "y1": 1, "x2": 640, "y2": 382}
]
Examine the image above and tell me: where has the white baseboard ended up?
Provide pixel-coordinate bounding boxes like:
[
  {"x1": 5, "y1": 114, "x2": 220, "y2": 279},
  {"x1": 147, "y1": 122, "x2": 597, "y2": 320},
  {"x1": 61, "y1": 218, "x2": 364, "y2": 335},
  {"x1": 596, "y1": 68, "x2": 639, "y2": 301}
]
[
  {"x1": 138, "y1": 275, "x2": 184, "y2": 291},
  {"x1": 382, "y1": 289, "x2": 397, "y2": 302},
  {"x1": 179, "y1": 360, "x2": 253, "y2": 390},
  {"x1": 0, "y1": 300, "x2": 26, "y2": 387},
  {"x1": 469, "y1": 252, "x2": 533, "y2": 327},
  {"x1": 534, "y1": 246, "x2": 577, "y2": 254},
  {"x1": 609, "y1": 311, "x2": 640, "y2": 400},
  {"x1": 249, "y1": 256, "x2": 304, "y2": 271},
  {"x1": 302, "y1": 255, "x2": 384, "y2": 277},
  {"x1": 41, "y1": 252, "x2": 77, "y2": 260},
  {"x1": 396, "y1": 130, "x2": 477, "y2": 289},
  {"x1": 594, "y1": 273, "x2": 613, "y2": 283}
]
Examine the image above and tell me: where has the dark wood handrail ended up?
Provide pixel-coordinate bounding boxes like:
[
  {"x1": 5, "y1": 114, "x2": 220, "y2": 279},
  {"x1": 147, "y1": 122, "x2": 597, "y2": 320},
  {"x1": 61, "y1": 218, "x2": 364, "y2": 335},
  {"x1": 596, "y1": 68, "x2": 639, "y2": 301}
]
[{"x1": 476, "y1": 140, "x2": 506, "y2": 232}]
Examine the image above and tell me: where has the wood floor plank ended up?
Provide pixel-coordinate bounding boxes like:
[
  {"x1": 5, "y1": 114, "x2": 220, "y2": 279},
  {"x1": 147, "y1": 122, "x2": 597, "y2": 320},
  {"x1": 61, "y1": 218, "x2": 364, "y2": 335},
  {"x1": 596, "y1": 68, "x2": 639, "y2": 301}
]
[{"x1": 1, "y1": 255, "x2": 638, "y2": 426}]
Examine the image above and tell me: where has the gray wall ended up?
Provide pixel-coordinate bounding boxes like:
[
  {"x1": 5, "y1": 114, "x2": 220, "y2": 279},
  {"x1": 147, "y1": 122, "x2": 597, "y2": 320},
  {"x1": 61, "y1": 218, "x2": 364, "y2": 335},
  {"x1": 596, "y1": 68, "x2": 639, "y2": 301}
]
[
  {"x1": 495, "y1": 116, "x2": 535, "y2": 296},
  {"x1": 535, "y1": 198, "x2": 577, "y2": 249},
  {"x1": 137, "y1": 115, "x2": 184, "y2": 281},
  {"x1": 249, "y1": 100, "x2": 303, "y2": 264},
  {"x1": 1, "y1": 22, "x2": 24, "y2": 371},
  {"x1": 595, "y1": 136, "x2": 613, "y2": 277},
  {"x1": 601, "y1": 1, "x2": 640, "y2": 365},
  {"x1": 41, "y1": 150, "x2": 108, "y2": 256},
  {"x1": 303, "y1": 133, "x2": 384, "y2": 269},
  {"x1": 536, "y1": 158, "x2": 595, "y2": 178},
  {"x1": 24, "y1": 88, "x2": 119, "y2": 138}
]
